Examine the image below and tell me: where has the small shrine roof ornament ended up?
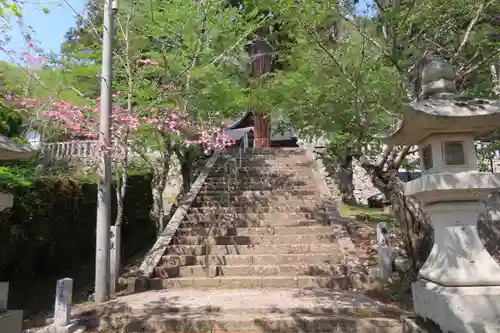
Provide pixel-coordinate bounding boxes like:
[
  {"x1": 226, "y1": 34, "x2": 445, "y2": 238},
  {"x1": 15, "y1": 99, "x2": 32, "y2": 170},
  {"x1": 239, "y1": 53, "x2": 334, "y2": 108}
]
[{"x1": 381, "y1": 57, "x2": 500, "y2": 146}]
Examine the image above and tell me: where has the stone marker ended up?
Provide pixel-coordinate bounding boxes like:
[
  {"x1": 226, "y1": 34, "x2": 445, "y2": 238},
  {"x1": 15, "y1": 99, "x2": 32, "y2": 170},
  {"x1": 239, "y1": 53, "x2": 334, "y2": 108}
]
[
  {"x1": 0, "y1": 281, "x2": 9, "y2": 311},
  {"x1": 54, "y1": 278, "x2": 73, "y2": 329},
  {"x1": 376, "y1": 222, "x2": 392, "y2": 280},
  {"x1": 110, "y1": 225, "x2": 121, "y2": 297}
]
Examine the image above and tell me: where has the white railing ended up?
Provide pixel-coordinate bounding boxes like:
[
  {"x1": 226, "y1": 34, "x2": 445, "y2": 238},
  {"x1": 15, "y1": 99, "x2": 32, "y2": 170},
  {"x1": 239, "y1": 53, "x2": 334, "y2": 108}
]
[
  {"x1": 42, "y1": 140, "x2": 100, "y2": 163},
  {"x1": 41, "y1": 140, "x2": 144, "y2": 164}
]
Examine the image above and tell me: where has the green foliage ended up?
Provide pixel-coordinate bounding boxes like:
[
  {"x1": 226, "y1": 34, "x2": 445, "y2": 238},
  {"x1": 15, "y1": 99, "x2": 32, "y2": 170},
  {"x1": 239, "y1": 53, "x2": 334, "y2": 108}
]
[
  {"x1": 0, "y1": 165, "x2": 33, "y2": 188},
  {"x1": 0, "y1": 171, "x2": 155, "y2": 282},
  {"x1": 0, "y1": 0, "x2": 22, "y2": 17},
  {"x1": 0, "y1": 104, "x2": 23, "y2": 137}
]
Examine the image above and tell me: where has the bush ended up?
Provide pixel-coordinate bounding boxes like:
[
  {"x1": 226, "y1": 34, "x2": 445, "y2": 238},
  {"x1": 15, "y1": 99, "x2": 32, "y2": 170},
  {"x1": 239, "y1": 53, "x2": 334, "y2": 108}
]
[{"x1": 0, "y1": 171, "x2": 155, "y2": 281}]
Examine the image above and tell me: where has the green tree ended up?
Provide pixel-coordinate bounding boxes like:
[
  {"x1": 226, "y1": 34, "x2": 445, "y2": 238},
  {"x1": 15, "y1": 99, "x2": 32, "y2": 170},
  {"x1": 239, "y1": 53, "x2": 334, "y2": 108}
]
[{"x1": 259, "y1": 0, "x2": 499, "y2": 279}]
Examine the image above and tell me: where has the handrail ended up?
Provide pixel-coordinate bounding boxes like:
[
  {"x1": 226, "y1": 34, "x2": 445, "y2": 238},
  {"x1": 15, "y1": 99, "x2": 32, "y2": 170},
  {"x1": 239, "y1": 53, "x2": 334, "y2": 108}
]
[
  {"x1": 238, "y1": 131, "x2": 249, "y2": 169},
  {"x1": 204, "y1": 134, "x2": 248, "y2": 275},
  {"x1": 224, "y1": 158, "x2": 238, "y2": 203},
  {"x1": 222, "y1": 131, "x2": 249, "y2": 205}
]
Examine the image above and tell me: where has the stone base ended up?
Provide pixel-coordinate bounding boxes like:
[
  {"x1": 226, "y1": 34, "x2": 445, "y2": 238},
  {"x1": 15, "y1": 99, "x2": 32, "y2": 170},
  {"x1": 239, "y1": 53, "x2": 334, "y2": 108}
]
[
  {"x1": 401, "y1": 316, "x2": 439, "y2": 333},
  {"x1": 412, "y1": 279, "x2": 500, "y2": 333},
  {"x1": 0, "y1": 310, "x2": 23, "y2": 333}
]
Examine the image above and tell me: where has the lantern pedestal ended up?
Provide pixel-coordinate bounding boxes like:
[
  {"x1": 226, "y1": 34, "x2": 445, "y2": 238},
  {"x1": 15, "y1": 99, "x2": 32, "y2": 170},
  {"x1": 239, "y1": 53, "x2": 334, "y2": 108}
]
[
  {"x1": 405, "y1": 174, "x2": 500, "y2": 333},
  {"x1": 417, "y1": 201, "x2": 500, "y2": 285},
  {"x1": 412, "y1": 280, "x2": 500, "y2": 333},
  {"x1": 408, "y1": 199, "x2": 500, "y2": 333}
]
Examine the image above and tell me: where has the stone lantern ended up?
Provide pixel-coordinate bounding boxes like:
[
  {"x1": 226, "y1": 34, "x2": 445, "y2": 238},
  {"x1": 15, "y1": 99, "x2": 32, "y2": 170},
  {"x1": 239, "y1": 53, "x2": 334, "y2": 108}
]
[
  {"x1": 0, "y1": 135, "x2": 37, "y2": 333},
  {"x1": 382, "y1": 57, "x2": 500, "y2": 333}
]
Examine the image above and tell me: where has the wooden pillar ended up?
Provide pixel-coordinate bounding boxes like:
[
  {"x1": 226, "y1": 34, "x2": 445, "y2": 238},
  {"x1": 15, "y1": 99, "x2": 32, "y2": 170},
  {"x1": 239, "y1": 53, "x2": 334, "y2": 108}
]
[
  {"x1": 253, "y1": 116, "x2": 270, "y2": 148},
  {"x1": 250, "y1": 27, "x2": 272, "y2": 148}
]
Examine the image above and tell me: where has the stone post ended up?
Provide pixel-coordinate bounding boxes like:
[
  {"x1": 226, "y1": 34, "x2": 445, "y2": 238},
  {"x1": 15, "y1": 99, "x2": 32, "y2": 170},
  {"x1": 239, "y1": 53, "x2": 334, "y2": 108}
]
[
  {"x1": 54, "y1": 278, "x2": 73, "y2": 330},
  {"x1": 0, "y1": 281, "x2": 8, "y2": 311},
  {"x1": 0, "y1": 281, "x2": 23, "y2": 333},
  {"x1": 376, "y1": 222, "x2": 392, "y2": 281},
  {"x1": 493, "y1": 156, "x2": 500, "y2": 173},
  {"x1": 110, "y1": 225, "x2": 121, "y2": 297}
]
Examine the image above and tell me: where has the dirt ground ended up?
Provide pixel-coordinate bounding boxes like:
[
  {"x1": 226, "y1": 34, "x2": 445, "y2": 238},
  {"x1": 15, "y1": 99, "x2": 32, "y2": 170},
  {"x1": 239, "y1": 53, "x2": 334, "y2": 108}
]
[{"x1": 337, "y1": 203, "x2": 413, "y2": 310}]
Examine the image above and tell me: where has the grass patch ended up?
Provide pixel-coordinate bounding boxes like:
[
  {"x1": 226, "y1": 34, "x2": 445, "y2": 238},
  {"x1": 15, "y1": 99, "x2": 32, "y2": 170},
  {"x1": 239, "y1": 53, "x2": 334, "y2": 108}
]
[{"x1": 337, "y1": 202, "x2": 396, "y2": 225}]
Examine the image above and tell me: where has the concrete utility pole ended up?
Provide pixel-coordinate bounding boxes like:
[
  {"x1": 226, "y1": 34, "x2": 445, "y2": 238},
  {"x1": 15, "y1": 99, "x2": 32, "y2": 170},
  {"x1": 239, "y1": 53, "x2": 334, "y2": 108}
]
[{"x1": 95, "y1": 0, "x2": 117, "y2": 303}]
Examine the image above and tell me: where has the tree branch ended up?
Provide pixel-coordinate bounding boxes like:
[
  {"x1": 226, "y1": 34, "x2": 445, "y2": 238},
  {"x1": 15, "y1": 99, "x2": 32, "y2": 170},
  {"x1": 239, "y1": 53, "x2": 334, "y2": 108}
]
[
  {"x1": 377, "y1": 146, "x2": 393, "y2": 169},
  {"x1": 303, "y1": 24, "x2": 357, "y2": 89},
  {"x1": 453, "y1": 0, "x2": 486, "y2": 58},
  {"x1": 394, "y1": 145, "x2": 412, "y2": 168}
]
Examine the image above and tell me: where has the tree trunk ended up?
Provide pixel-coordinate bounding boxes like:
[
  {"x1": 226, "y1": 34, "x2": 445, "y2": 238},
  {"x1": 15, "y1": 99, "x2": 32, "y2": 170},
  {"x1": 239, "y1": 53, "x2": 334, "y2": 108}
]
[
  {"x1": 249, "y1": 26, "x2": 272, "y2": 148},
  {"x1": 362, "y1": 162, "x2": 433, "y2": 279},
  {"x1": 150, "y1": 139, "x2": 172, "y2": 235},
  {"x1": 174, "y1": 145, "x2": 203, "y2": 197},
  {"x1": 180, "y1": 159, "x2": 193, "y2": 195},
  {"x1": 336, "y1": 155, "x2": 357, "y2": 205},
  {"x1": 253, "y1": 115, "x2": 270, "y2": 148},
  {"x1": 114, "y1": 156, "x2": 128, "y2": 229}
]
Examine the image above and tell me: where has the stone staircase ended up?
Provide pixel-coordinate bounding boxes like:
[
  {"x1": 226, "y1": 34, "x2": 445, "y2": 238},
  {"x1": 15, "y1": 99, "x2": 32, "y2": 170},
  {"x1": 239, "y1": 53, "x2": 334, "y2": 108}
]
[
  {"x1": 149, "y1": 148, "x2": 351, "y2": 289},
  {"x1": 73, "y1": 148, "x2": 404, "y2": 333}
]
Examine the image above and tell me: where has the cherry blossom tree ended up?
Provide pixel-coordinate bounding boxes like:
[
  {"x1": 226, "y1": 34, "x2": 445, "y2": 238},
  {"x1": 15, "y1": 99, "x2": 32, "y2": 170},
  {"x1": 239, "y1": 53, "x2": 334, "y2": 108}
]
[{"x1": 10, "y1": 92, "x2": 234, "y2": 233}]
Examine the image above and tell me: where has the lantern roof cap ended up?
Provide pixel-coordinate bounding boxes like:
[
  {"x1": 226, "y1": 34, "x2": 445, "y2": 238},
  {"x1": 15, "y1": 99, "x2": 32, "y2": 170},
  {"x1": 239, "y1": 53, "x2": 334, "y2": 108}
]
[
  {"x1": 380, "y1": 57, "x2": 500, "y2": 146},
  {"x1": 380, "y1": 98, "x2": 500, "y2": 146}
]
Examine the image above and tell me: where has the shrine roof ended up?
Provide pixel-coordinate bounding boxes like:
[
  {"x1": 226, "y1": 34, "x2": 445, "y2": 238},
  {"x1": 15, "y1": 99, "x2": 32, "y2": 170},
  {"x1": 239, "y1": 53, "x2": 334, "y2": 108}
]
[{"x1": 0, "y1": 135, "x2": 38, "y2": 160}]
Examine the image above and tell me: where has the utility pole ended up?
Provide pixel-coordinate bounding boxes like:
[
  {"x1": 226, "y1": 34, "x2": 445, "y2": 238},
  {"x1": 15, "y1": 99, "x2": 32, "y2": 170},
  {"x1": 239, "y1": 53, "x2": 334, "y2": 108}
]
[{"x1": 95, "y1": 0, "x2": 117, "y2": 303}]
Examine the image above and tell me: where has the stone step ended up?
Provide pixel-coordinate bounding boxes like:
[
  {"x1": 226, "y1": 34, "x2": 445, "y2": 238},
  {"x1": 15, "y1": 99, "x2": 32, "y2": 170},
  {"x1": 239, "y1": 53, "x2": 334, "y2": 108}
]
[
  {"x1": 217, "y1": 154, "x2": 309, "y2": 163},
  {"x1": 197, "y1": 189, "x2": 319, "y2": 197},
  {"x1": 159, "y1": 253, "x2": 342, "y2": 266},
  {"x1": 199, "y1": 182, "x2": 319, "y2": 195},
  {"x1": 220, "y1": 149, "x2": 306, "y2": 155},
  {"x1": 210, "y1": 167, "x2": 313, "y2": 174},
  {"x1": 201, "y1": 185, "x2": 315, "y2": 192},
  {"x1": 165, "y1": 243, "x2": 338, "y2": 256},
  {"x1": 188, "y1": 206, "x2": 323, "y2": 214},
  {"x1": 220, "y1": 152, "x2": 308, "y2": 158},
  {"x1": 181, "y1": 214, "x2": 329, "y2": 227},
  {"x1": 171, "y1": 233, "x2": 337, "y2": 245},
  {"x1": 190, "y1": 199, "x2": 320, "y2": 209},
  {"x1": 205, "y1": 175, "x2": 314, "y2": 184},
  {"x1": 149, "y1": 275, "x2": 354, "y2": 289},
  {"x1": 223, "y1": 147, "x2": 307, "y2": 155},
  {"x1": 179, "y1": 219, "x2": 328, "y2": 229},
  {"x1": 203, "y1": 179, "x2": 317, "y2": 192},
  {"x1": 175, "y1": 225, "x2": 333, "y2": 236},
  {"x1": 154, "y1": 263, "x2": 346, "y2": 278},
  {"x1": 192, "y1": 193, "x2": 319, "y2": 202},
  {"x1": 119, "y1": 312, "x2": 401, "y2": 333},
  {"x1": 95, "y1": 288, "x2": 403, "y2": 333},
  {"x1": 215, "y1": 161, "x2": 312, "y2": 168}
]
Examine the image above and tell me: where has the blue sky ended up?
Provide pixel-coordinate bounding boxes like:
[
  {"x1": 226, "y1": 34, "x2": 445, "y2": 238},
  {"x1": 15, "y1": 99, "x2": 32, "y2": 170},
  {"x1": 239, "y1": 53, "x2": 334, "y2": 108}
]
[{"x1": 0, "y1": 1, "x2": 85, "y2": 62}]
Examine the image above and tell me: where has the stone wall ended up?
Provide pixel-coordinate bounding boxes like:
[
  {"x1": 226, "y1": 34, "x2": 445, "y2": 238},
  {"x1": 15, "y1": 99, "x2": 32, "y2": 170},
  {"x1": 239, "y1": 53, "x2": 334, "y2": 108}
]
[
  {"x1": 352, "y1": 159, "x2": 379, "y2": 205},
  {"x1": 299, "y1": 138, "x2": 380, "y2": 204},
  {"x1": 162, "y1": 155, "x2": 182, "y2": 216},
  {"x1": 162, "y1": 153, "x2": 210, "y2": 216}
]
